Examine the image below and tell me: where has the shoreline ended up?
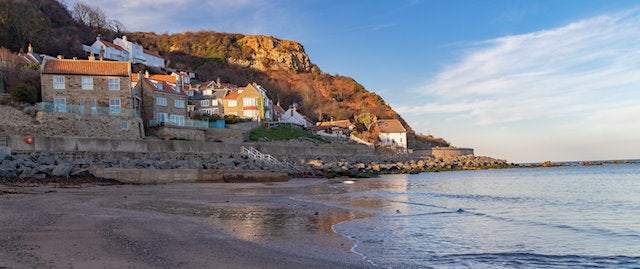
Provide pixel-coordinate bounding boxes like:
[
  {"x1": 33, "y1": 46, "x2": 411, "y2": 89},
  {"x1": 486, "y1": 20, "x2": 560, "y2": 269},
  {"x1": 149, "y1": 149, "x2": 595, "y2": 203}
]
[{"x1": 0, "y1": 178, "x2": 376, "y2": 269}]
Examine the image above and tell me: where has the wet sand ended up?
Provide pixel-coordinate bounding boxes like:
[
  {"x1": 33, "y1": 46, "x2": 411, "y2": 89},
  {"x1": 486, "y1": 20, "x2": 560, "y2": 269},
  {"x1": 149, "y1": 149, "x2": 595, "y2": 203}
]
[{"x1": 0, "y1": 179, "x2": 375, "y2": 269}]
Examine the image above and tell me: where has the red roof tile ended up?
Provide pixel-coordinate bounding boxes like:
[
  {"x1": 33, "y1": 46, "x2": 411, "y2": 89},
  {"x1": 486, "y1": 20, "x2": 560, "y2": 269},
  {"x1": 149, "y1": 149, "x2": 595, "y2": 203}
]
[
  {"x1": 143, "y1": 49, "x2": 163, "y2": 59},
  {"x1": 42, "y1": 59, "x2": 130, "y2": 76},
  {"x1": 99, "y1": 40, "x2": 126, "y2": 51}
]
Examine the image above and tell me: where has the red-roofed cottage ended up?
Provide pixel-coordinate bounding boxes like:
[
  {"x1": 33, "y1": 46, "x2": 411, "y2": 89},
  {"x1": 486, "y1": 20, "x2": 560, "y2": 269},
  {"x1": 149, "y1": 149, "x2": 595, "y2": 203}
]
[
  {"x1": 135, "y1": 76, "x2": 188, "y2": 127},
  {"x1": 40, "y1": 56, "x2": 132, "y2": 115}
]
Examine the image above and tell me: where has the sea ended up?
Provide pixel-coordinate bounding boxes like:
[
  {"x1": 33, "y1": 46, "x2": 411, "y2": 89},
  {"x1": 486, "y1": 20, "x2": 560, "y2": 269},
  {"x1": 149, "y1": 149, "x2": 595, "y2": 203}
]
[{"x1": 321, "y1": 162, "x2": 640, "y2": 268}]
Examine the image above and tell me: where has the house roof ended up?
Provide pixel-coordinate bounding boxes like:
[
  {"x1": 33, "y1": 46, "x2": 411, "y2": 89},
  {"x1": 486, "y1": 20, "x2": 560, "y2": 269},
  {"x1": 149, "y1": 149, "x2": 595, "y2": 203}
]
[
  {"x1": 377, "y1": 119, "x2": 406, "y2": 133},
  {"x1": 42, "y1": 58, "x2": 130, "y2": 76},
  {"x1": 147, "y1": 74, "x2": 176, "y2": 83},
  {"x1": 142, "y1": 78, "x2": 186, "y2": 96},
  {"x1": 224, "y1": 88, "x2": 243, "y2": 99},
  {"x1": 99, "y1": 39, "x2": 126, "y2": 52},
  {"x1": 143, "y1": 49, "x2": 163, "y2": 59},
  {"x1": 273, "y1": 104, "x2": 286, "y2": 115},
  {"x1": 316, "y1": 119, "x2": 352, "y2": 128}
]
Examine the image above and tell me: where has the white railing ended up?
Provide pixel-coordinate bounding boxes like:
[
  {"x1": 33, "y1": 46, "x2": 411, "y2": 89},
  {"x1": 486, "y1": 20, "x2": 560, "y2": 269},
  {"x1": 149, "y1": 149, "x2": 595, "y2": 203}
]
[{"x1": 240, "y1": 146, "x2": 301, "y2": 173}]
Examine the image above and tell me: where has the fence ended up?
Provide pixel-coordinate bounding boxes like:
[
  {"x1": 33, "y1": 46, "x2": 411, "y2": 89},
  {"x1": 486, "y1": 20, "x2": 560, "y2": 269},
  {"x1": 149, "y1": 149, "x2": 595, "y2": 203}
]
[{"x1": 36, "y1": 102, "x2": 140, "y2": 118}]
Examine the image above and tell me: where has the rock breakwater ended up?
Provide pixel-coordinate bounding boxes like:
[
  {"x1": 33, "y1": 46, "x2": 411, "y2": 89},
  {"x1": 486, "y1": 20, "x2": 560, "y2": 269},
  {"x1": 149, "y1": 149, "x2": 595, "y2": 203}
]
[{"x1": 0, "y1": 151, "x2": 515, "y2": 183}]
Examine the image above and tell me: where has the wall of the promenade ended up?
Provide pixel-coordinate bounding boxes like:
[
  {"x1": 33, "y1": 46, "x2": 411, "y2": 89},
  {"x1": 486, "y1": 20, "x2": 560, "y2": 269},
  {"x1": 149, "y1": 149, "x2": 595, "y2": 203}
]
[{"x1": 6, "y1": 135, "x2": 376, "y2": 160}]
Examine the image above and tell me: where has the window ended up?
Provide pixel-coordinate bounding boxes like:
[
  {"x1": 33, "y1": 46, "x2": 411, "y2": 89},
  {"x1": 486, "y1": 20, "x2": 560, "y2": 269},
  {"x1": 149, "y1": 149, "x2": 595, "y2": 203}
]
[
  {"x1": 201, "y1": 100, "x2": 210, "y2": 107},
  {"x1": 109, "y1": 98, "x2": 121, "y2": 114},
  {"x1": 53, "y1": 98, "x2": 66, "y2": 112},
  {"x1": 156, "y1": 97, "x2": 167, "y2": 106},
  {"x1": 228, "y1": 100, "x2": 237, "y2": 107},
  {"x1": 211, "y1": 99, "x2": 218, "y2": 106},
  {"x1": 243, "y1": 98, "x2": 257, "y2": 106},
  {"x1": 81, "y1": 77, "x2": 93, "y2": 90},
  {"x1": 121, "y1": 121, "x2": 128, "y2": 130},
  {"x1": 175, "y1": 99, "x2": 185, "y2": 108},
  {"x1": 170, "y1": 115, "x2": 185, "y2": 126},
  {"x1": 186, "y1": 90, "x2": 194, "y2": 96},
  {"x1": 108, "y1": 78, "x2": 120, "y2": 90},
  {"x1": 202, "y1": 109, "x2": 212, "y2": 115},
  {"x1": 243, "y1": 110, "x2": 258, "y2": 118},
  {"x1": 156, "y1": 112, "x2": 168, "y2": 124},
  {"x1": 53, "y1": 76, "x2": 65, "y2": 89},
  {"x1": 203, "y1": 90, "x2": 212, "y2": 96}
]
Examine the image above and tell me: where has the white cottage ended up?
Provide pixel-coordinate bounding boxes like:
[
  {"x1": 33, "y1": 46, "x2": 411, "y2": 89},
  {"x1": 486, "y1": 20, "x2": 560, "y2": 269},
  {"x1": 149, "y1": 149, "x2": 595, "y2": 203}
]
[
  {"x1": 280, "y1": 106, "x2": 313, "y2": 127},
  {"x1": 113, "y1": 36, "x2": 165, "y2": 68},
  {"x1": 377, "y1": 119, "x2": 407, "y2": 150},
  {"x1": 82, "y1": 36, "x2": 129, "y2": 62}
]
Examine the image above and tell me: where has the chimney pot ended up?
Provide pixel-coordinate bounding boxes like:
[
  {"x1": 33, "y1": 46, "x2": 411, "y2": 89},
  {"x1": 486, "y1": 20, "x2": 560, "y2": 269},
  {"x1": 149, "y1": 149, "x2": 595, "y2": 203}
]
[
  {"x1": 88, "y1": 53, "x2": 95, "y2": 61},
  {"x1": 57, "y1": 55, "x2": 63, "y2": 59}
]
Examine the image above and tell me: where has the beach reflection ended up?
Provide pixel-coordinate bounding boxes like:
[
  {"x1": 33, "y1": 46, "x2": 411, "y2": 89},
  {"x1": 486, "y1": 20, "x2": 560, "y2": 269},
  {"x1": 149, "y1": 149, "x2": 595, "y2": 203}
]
[
  {"x1": 313, "y1": 175, "x2": 411, "y2": 215},
  {"x1": 206, "y1": 205, "x2": 370, "y2": 242}
]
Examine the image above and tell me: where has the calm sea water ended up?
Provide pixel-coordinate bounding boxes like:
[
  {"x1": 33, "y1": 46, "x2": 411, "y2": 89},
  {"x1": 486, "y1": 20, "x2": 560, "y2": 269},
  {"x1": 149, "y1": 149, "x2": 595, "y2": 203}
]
[{"x1": 324, "y1": 163, "x2": 640, "y2": 268}]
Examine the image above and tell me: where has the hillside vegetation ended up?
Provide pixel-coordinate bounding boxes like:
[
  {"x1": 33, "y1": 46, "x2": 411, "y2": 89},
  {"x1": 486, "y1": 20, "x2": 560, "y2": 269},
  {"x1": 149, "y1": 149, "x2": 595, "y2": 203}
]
[{"x1": 0, "y1": 0, "x2": 446, "y2": 146}]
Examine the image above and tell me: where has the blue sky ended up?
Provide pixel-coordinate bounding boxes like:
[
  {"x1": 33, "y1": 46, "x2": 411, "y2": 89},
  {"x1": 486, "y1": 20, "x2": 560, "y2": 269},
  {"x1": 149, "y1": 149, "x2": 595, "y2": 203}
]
[{"x1": 89, "y1": 0, "x2": 640, "y2": 163}]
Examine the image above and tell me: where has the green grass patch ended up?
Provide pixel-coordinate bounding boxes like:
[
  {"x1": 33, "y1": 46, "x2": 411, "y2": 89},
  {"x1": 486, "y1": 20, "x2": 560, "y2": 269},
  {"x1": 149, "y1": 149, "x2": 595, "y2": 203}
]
[{"x1": 249, "y1": 125, "x2": 330, "y2": 143}]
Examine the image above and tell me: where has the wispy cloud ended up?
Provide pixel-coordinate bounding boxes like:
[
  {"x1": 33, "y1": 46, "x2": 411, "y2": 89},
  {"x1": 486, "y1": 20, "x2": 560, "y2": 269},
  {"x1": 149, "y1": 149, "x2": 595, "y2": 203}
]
[{"x1": 400, "y1": 9, "x2": 640, "y2": 127}]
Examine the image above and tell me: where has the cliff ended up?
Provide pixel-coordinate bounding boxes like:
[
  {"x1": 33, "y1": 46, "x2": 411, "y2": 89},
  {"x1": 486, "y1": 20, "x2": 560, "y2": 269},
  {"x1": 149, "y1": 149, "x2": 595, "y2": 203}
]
[{"x1": 232, "y1": 35, "x2": 312, "y2": 73}]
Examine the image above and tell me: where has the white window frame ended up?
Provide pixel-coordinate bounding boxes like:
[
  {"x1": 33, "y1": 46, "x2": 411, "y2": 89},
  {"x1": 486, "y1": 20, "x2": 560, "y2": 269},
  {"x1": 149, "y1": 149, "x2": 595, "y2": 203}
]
[
  {"x1": 53, "y1": 76, "x2": 65, "y2": 89},
  {"x1": 174, "y1": 99, "x2": 185, "y2": 108},
  {"x1": 243, "y1": 109, "x2": 258, "y2": 118},
  {"x1": 169, "y1": 114, "x2": 185, "y2": 126},
  {"x1": 156, "y1": 97, "x2": 167, "y2": 106},
  {"x1": 109, "y1": 98, "x2": 121, "y2": 114},
  {"x1": 81, "y1": 77, "x2": 93, "y2": 90},
  {"x1": 211, "y1": 99, "x2": 218, "y2": 106},
  {"x1": 108, "y1": 78, "x2": 120, "y2": 91},
  {"x1": 201, "y1": 100, "x2": 210, "y2": 107},
  {"x1": 156, "y1": 112, "x2": 168, "y2": 124},
  {"x1": 53, "y1": 97, "x2": 66, "y2": 112},
  {"x1": 228, "y1": 100, "x2": 237, "y2": 107},
  {"x1": 243, "y1": 97, "x2": 257, "y2": 106}
]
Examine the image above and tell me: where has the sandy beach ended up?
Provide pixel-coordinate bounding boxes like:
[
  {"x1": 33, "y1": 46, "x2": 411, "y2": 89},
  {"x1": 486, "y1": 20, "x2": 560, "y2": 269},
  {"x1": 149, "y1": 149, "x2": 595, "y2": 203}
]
[{"x1": 0, "y1": 179, "x2": 376, "y2": 269}]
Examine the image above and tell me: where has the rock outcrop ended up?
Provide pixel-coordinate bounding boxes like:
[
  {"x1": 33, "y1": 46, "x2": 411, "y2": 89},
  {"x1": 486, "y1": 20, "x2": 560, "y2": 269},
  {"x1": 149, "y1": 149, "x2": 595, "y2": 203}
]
[{"x1": 231, "y1": 35, "x2": 312, "y2": 73}]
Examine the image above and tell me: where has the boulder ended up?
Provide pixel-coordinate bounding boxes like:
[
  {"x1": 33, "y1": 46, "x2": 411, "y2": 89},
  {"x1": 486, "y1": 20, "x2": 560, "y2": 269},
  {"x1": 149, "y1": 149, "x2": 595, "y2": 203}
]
[
  {"x1": 0, "y1": 167, "x2": 17, "y2": 178},
  {"x1": 51, "y1": 163, "x2": 73, "y2": 177},
  {"x1": 37, "y1": 155, "x2": 57, "y2": 165},
  {"x1": 18, "y1": 167, "x2": 36, "y2": 178},
  {"x1": 70, "y1": 168, "x2": 92, "y2": 177},
  {"x1": 36, "y1": 165, "x2": 56, "y2": 175}
]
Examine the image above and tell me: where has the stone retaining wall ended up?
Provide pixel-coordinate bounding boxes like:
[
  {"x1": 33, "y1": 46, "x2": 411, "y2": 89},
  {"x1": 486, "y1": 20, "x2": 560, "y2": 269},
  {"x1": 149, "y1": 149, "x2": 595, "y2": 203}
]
[
  {"x1": 6, "y1": 135, "x2": 377, "y2": 160},
  {"x1": 431, "y1": 147, "x2": 474, "y2": 158}
]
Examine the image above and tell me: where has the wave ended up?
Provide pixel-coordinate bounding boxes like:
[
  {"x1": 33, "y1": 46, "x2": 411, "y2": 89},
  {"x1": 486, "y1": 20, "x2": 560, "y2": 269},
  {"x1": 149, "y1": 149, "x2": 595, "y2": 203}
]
[{"x1": 426, "y1": 252, "x2": 640, "y2": 268}]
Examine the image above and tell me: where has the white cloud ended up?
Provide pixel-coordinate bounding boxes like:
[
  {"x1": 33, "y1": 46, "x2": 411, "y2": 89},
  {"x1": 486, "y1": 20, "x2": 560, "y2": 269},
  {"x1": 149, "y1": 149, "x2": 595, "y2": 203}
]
[{"x1": 401, "y1": 9, "x2": 640, "y2": 127}]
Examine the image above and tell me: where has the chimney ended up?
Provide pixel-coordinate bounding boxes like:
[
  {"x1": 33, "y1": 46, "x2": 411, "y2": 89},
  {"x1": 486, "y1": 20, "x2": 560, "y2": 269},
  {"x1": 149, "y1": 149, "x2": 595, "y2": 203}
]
[
  {"x1": 72, "y1": 57, "x2": 77, "y2": 60},
  {"x1": 122, "y1": 35, "x2": 127, "y2": 41},
  {"x1": 57, "y1": 55, "x2": 63, "y2": 59},
  {"x1": 138, "y1": 71, "x2": 143, "y2": 82},
  {"x1": 144, "y1": 70, "x2": 149, "y2": 78},
  {"x1": 216, "y1": 77, "x2": 221, "y2": 88},
  {"x1": 88, "y1": 53, "x2": 95, "y2": 61},
  {"x1": 28, "y1": 44, "x2": 33, "y2": 53}
]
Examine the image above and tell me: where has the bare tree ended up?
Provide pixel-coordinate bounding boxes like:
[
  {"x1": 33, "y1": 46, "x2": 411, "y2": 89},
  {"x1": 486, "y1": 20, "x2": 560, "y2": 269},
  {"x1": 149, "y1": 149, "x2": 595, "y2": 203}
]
[
  {"x1": 72, "y1": 1, "x2": 108, "y2": 30},
  {"x1": 109, "y1": 19, "x2": 126, "y2": 34}
]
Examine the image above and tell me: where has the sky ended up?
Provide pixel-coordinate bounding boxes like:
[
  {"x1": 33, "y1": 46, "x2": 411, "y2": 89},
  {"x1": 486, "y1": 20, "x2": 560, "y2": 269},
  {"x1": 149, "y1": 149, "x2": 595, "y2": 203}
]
[{"x1": 85, "y1": 0, "x2": 640, "y2": 163}]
